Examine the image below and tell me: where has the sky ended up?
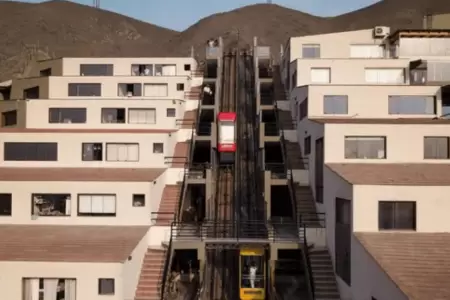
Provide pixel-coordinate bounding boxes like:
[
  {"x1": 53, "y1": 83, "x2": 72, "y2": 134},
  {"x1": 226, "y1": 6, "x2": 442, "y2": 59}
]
[{"x1": 21, "y1": 0, "x2": 381, "y2": 31}]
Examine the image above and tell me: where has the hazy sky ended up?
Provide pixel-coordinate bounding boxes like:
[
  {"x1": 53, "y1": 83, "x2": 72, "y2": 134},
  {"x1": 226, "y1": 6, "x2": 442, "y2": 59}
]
[{"x1": 22, "y1": 0, "x2": 380, "y2": 31}]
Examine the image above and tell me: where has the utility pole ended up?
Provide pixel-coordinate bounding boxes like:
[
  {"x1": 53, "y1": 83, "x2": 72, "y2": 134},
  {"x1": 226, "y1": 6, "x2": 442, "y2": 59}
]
[{"x1": 93, "y1": 0, "x2": 100, "y2": 8}]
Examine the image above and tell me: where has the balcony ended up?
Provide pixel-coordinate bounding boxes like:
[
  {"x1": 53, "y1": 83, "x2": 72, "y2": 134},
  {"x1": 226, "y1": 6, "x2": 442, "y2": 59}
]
[{"x1": 409, "y1": 60, "x2": 450, "y2": 85}]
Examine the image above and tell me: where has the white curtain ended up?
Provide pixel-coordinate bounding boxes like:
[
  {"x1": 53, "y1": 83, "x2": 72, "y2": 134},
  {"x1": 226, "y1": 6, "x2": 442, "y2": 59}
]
[
  {"x1": 117, "y1": 84, "x2": 127, "y2": 96},
  {"x1": 43, "y1": 279, "x2": 58, "y2": 300},
  {"x1": 144, "y1": 84, "x2": 168, "y2": 96},
  {"x1": 350, "y1": 45, "x2": 384, "y2": 58},
  {"x1": 23, "y1": 279, "x2": 38, "y2": 300},
  {"x1": 64, "y1": 279, "x2": 76, "y2": 300},
  {"x1": 365, "y1": 68, "x2": 404, "y2": 84},
  {"x1": 78, "y1": 195, "x2": 91, "y2": 213},
  {"x1": 310, "y1": 68, "x2": 330, "y2": 83},
  {"x1": 128, "y1": 109, "x2": 156, "y2": 124},
  {"x1": 106, "y1": 144, "x2": 139, "y2": 161},
  {"x1": 162, "y1": 65, "x2": 176, "y2": 75}
]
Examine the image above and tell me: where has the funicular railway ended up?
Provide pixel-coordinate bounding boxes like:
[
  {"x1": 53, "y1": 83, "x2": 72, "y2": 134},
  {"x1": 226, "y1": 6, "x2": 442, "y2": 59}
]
[{"x1": 159, "y1": 37, "x2": 335, "y2": 300}]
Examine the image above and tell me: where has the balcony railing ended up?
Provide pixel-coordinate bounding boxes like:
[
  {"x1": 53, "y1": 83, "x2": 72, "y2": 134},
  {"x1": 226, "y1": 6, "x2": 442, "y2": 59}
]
[{"x1": 265, "y1": 163, "x2": 287, "y2": 179}]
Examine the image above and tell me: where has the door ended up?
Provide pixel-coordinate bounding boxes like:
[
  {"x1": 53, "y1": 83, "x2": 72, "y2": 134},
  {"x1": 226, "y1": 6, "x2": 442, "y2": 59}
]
[{"x1": 315, "y1": 138, "x2": 324, "y2": 203}]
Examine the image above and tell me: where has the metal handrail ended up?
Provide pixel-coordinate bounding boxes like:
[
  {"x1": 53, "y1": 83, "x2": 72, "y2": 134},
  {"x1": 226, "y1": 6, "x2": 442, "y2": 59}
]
[
  {"x1": 159, "y1": 236, "x2": 173, "y2": 300},
  {"x1": 303, "y1": 225, "x2": 315, "y2": 300}
]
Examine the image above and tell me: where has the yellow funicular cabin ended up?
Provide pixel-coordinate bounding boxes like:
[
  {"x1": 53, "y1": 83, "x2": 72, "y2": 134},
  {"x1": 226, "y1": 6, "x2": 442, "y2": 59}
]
[{"x1": 239, "y1": 247, "x2": 266, "y2": 300}]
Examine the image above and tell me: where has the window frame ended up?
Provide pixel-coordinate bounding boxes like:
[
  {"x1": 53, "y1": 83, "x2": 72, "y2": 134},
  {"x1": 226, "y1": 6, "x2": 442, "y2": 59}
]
[
  {"x1": 388, "y1": 95, "x2": 436, "y2": 115},
  {"x1": 4, "y1": 142, "x2": 58, "y2": 161},
  {"x1": 323, "y1": 95, "x2": 348, "y2": 115},
  {"x1": 48, "y1": 108, "x2": 87, "y2": 124},
  {"x1": 98, "y1": 278, "x2": 115, "y2": 295},
  {"x1": 335, "y1": 197, "x2": 351, "y2": 285},
  {"x1": 117, "y1": 83, "x2": 142, "y2": 97},
  {"x1": 153, "y1": 143, "x2": 164, "y2": 154},
  {"x1": 310, "y1": 68, "x2": 331, "y2": 83},
  {"x1": 176, "y1": 83, "x2": 185, "y2": 91},
  {"x1": 302, "y1": 44, "x2": 321, "y2": 58},
  {"x1": 166, "y1": 108, "x2": 176, "y2": 117},
  {"x1": 2, "y1": 110, "x2": 17, "y2": 127},
  {"x1": 105, "y1": 143, "x2": 139, "y2": 162},
  {"x1": 31, "y1": 193, "x2": 71, "y2": 217},
  {"x1": 82, "y1": 143, "x2": 103, "y2": 161},
  {"x1": 378, "y1": 201, "x2": 416, "y2": 231},
  {"x1": 101, "y1": 108, "x2": 126, "y2": 124},
  {"x1": 184, "y1": 64, "x2": 191, "y2": 71},
  {"x1": 0, "y1": 193, "x2": 12, "y2": 216},
  {"x1": 77, "y1": 194, "x2": 117, "y2": 217},
  {"x1": 344, "y1": 136, "x2": 386, "y2": 159},
  {"x1": 128, "y1": 108, "x2": 156, "y2": 124},
  {"x1": 79, "y1": 64, "x2": 113, "y2": 76},
  {"x1": 132, "y1": 194, "x2": 146, "y2": 207},
  {"x1": 304, "y1": 136, "x2": 311, "y2": 155},
  {"x1": 424, "y1": 136, "x2": 450, "y2": 159}
]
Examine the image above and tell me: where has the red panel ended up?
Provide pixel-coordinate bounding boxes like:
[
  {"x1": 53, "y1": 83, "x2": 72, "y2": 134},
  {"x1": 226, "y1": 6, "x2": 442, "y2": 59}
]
[
  {"x1": 218, "y1": 143, "x2": 236, "y2": 152},
  {"x1": 217, "y1": 112, "x2": 236, "y2": 121}
]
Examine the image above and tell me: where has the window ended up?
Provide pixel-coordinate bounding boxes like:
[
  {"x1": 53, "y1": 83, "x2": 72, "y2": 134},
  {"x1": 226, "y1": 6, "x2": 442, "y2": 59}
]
[
  {"x1": 0, "y1": 194, "x2": 12, "y2": 216},
  {"x1": 299, "y1": 98, "x2": 308, "y2": 120},
  {"x1": 106, "y1": 143, "x2": 139, "y2": 162},
  {"x1": 2, "y1": 110, "x2": 17, "y2": 127},
  {"x1": 131, "y1": 64, "x2": 153, "y2": 76},
  {"x1": 291, "y1": 70, "x2": 297, "y2": 89},
  {"x1": 23, "y1": 86, "x2": 40, "y2": 99},
  {"x1": 40, "y1": 68, "x2": 52, "y2": 76},
  {"x1": 177, "y1": 83, "x2": 185, "y2": 91},
  {"x1": 154, "y1": 64, "x2": 176, "y2": 76},
  {"x1": 388, "y1": 95, "x2": 435, "y2": 115},
  {"x1": 166, "y1": 108, "x2": 176, "y2": 117},
  {"x1": 82, "y1": 143, "x2": 103, "y2": 161},
  {"x1": 424, "y1": 137, "x2": 449, "y2": 159},
  {"x1": 98, "y1": 278, "x2": 115, "y2": 295},
  {"x1": 365, "y1": 68, "x2": 404, "y2": 84},
  {"x1": 153, "y1": 143, "x2": 164, "y2": 153},
  {"x1": 80, "y1": 64, "x2": 113, "y2": 76},
  {"x1": 68, "y1": 83, "x2": 101, "y2": 96},
  {"x1": 302, "y1": 44, "x2": 320, "y2": 58},
  {"x1": 101, "y1": 108, "x2": 126, "y2": 123},
  {"x1": 128, "y1": 108, "x2": 156, "y2": 124},
  {"x1": 323, "y1": 95, "x2": 348, "y2": 114},
  {"x1": 23, "y1": 278, "x2": 76, "y2": 300},
  {"x1": 144, "y1": 84, "x2": 168, "y2": 97},
  {"x1": 4, "y1": 142, "x2": 58, "y2": 161},
  {"x1": 49, "y1": 108, "x2": 86, "y2": 123},
  {"x1": 31, "y1": 194, "x2": 71, "y2": 216},
  {"x1": 345, "y1": 136, "x2": 386, "y2": 159},
  {"x1": 350, "y1": 45, "x2": 384, "y2": 58},
  {"x1": 335, "y1": 197, "x2": 351, "y2": 285},
  {"x1": 133, "y1": 194, "x2": 145, "y2": 207},
  {"x1": 304, "y1": 136, "x2": 311, "y2": 155},
  {"x1": 78, "y1": 194, "x2": 116, "y2": 216},
  {"x1": 378, "y1": 201, "x2": 416, "y2": 230},
  {"x1": 117, "y1": 83, "x2": 142, "y2": 97},
  {"x1": 184, "y1": 64, "x2": 191, "y2": 71},
  {"x1": 310, "y1": 68, "x2": 330, "y2": 83}
]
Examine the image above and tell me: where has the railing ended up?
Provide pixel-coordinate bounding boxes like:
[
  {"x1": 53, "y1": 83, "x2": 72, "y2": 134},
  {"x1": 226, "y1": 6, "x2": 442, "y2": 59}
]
[
  {"x1": 265, "y1": 163, "x2": 287, "y2": 179},
  {"x1": 300, "y1": 212, "x2": 326, "y2": 228},
  {"x1": 302, "y1": 224, "x2": 315, "y2": 300},
  {"x1": 186, "y1": 163, "x2": 209, "y2": 179},
  {"x1": 264, "y1": 122, "x2": 279, "y2": 136},
  {"x1": 159, "y1": 236, "x2": 173, "y2": 300}
]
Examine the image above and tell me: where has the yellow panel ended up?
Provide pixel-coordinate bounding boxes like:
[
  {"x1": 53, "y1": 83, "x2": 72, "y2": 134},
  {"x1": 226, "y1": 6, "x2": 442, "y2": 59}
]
[
  {"x1": 240, "y1": 248, "x2": 264, "y2": 256},
  {"x1": 240, "y1": 288, "x2": 265, "y2": 300}
]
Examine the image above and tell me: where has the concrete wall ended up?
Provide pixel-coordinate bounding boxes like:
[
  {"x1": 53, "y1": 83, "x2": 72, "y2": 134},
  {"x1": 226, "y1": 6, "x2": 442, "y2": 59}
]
[{"x1": 123, "y1": 233, "x2": 150, "y2": 299}]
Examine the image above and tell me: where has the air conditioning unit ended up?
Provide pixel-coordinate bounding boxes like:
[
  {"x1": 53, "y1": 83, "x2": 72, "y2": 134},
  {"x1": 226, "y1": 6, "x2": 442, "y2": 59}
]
[{"x1": 373, "y1": 26, "x2": 390, "y2": 38}]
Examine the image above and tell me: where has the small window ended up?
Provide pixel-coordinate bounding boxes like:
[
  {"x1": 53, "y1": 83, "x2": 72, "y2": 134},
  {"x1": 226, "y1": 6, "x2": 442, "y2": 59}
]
[
  {"x1": 68, "y1": 83, "x2": 101, "y2": 96},
  {"x1": 128, "y1": 108, "x2": 156, "y2": 124},
  {"x1": 424, "y1": 137, "x2": 449, "y2": 159},
  {"x1": 153, "y1": 143, "x2": 164, "y2": 154},
  {"x1": 0, "y1": 194, "x2": 12, "y2": 216},
  {"x1": 101, "y1": 108, "x2": 126, "y2": 123},
  {"x1": 345, "y1": 136, "x2": 386, "y2": 159},
  {"x1": 78, "y1": 194, "x2": 116, "y2": 216},
  {"x1": 31, "y1": 194, "x2": 71, "y2": 216},
  {"x1": 323, "y1": 95, "x2": 348, "y2": 114},
  {"x1": 117, "y1": 83, "x2": 142, "y2": 97},
  {"x1": 388, "y1": 96, "x2": 435, "y2": 115},
  {"x1": 378, "y1": 201, "x2": 416, "y2": 230},
  {"x1": 131, "y1": 64, "x2": 153, "y2": 76},
  {"x1": 49, "y1": 108, "x2": 86, "y2": 124},
  {"x1": 184, "y1": 64, "x2": 191, "y2": 71},
  {"x1": 299, "y1": 98, "x2": 308, "y2": 120},
  {"x1": 2, "y1": 110, "x2": 17, "y2": 127},
  {"x1": 177, "y1": 83, "x2": 185, "y2": 91},
  {"x1": 40, "y1": 68, "x2": 52, "y2": 76},
  {"x1": 133, "y1": 194, "x2": 145, "y2": 207},
  {"x1": 80, "y1": 64, "x2": 113, "y2": 76},
  {"x1": 98, "y1": 278, "x2": 115, "y2": 295},
  {"x1": 304, "y1": 136, "x2": 311, "y2": 155},
  {"x1": 106, "y1": 143, "x2": 139, "y2": 162},
  {"x1": 166, "y1": 108, "x2": 176, "y2": 117},
  {"x1": 23, "y1": 86, "x2": 40, "y2": 99},
  {"x1": 310, "y1": 68, "x2": 330, "y2": 83},
  {"x1": 82, "y1": 143, "x2": 103, "y2": 161},
  {"x1": 302, "y1": 44, "x2": 321, "y2": 58}
]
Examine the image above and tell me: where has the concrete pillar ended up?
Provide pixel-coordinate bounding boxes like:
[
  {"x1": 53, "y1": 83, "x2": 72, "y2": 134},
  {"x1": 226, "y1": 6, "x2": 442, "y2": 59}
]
[
  {"x1": 205, "y1": 169, "x2": 213, "y2": 219},
  {"x1": 197, "y1": 246, "x2": 206, "y2": 282},
  {"x1": 264, "y1": 171, "x2": 271, "y2": 221},
  {"x1": 259, "y1": 124, "x2": 265, "y2": 148},
  {"x1": 270, "y1": 260, "x2": 276, "y2": 289}
]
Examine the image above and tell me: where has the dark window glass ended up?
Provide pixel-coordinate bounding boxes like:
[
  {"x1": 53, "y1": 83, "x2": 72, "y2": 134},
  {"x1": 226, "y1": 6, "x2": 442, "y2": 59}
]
[
  {"x1": 177, "y1": 83, "x2": 185, "y2": 91},
  {"x1": 153, "y1": 143, "x2": 164, "y2": 153},
  {"x1": 335, "y1": 197, "x2": 351, "y2": 285},
  {"x1": 98, "y1": 278, "x2": 115, "y2": 295},
  {"x1": 68, "y1": 83, "x2": 101, "y2": 96},
  {"x1": 378, "y1": 201, "x2": 416, "y2": 230},
  {"x1": 184, "y1": 64, "x2": 191, "y2": 71},
  {"x1": 82, "y1": 143, "x2": 103, "y2": 161},
  {"x1": 117, "y1": 83, "x2": 142, "y2": 97},
  {"x1": 4, "y1": 142, "x2": 58, "y2": 161},
  {"x1": 166, "y1": 108, "x2": 176, "y2": 117},
  {"x1": 304, "y1": 136, "x2": 311, "y2": 155},
  {"x1": 31, "y1": 194, "x2": 71, "y2": 216},
  {"x1": 101, "y1": 108, "x2": 126, "y2": 123},
  {"x1": 49, "y1": 108, "x2": 86, "y2": 123},
  {"x1": 132, "y1": 194, "x2": 145, "y2": 207},
  {"x1": 23, "y1": 86, "x2": 40, "y2": 99},
  {"x1": 0, "y1": 194, "x2": 12, "y2": 216},
  {"x1": 2, "y1": 110, "x2": 17, "y2": 127},
  {"x1": 388, "y1": 95, "x2": 435, "y2": 115},
  {"x1": 80, "y1": 64, "x2": 113, "y2": 76},
  {"x1": 424, "y1": 137, "x2": 449, "y2": 159},
  {"x1": 40, "y1": 68, "x2": 52, "y2": 76}
]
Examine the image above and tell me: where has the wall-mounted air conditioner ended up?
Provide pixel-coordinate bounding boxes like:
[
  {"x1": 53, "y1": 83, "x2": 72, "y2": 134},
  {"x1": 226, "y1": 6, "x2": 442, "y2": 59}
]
[{"x1": 373, "y1": 26, "x2": 390, "y2": 38}]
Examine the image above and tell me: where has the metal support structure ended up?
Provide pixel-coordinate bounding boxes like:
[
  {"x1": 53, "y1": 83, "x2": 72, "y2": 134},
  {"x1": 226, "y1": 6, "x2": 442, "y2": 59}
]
[{"x1": 93, "y1": 0, "x2": 100, "y2": 8}]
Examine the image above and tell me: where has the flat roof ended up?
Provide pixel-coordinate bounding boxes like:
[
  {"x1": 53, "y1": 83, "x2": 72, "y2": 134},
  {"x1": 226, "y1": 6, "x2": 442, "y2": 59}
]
[
  {"x1": 0, "y1": 225, "x2": 149, "y2": 262},
  {"x1": 356, "y1": 232, "x2": 450, "y2": 300},
  {"x1": 310, "y1": 118, "x2": 450, "y2": 125},
  {"x1": 0, "y1": 128, "x2": 176, "y2": 134},
  {"x1": 389, "y1": 29, "x2": 450, "y2": 42},
  {"x1": 0, "y1": 168, "x2": 165, "y2": 182},
  {"x1": 327, "y1": 163, "x2": 450, "y2": 186}
]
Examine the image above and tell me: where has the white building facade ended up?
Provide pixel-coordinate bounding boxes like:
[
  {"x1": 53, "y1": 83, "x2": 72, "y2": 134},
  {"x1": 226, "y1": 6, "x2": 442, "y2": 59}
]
[
  {"x1": 0, "y1": 57, "x2": 202, "y2": 300},
  {"x1": 282, "y1": 28, "x2": 450, "y2": 299}
]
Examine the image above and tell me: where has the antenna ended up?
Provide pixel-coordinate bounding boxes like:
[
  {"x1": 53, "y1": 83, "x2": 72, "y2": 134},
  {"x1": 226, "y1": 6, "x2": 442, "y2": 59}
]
[{"x1": 93, "y1": 0, "x2": 100, "y2": 8}]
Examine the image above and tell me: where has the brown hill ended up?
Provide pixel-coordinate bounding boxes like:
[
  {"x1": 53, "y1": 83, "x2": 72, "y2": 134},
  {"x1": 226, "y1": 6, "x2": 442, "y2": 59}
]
[{"x1": 1, "y1": 0, "x2": 450, "y2": 80}]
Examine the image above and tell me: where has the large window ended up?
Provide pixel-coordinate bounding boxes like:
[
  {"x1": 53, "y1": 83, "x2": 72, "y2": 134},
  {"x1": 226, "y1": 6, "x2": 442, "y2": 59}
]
[
  {"x1": 424, "y1": 137, "x2": 449, "y2": 159},
  {"x1": 49, "y1": 108, "x2": 87, "y2": 123},
  {"x1": 82, "y1": 143, "x2": 103, "y2": 161},
  {"x1": 78, "y1": 194, "x2": 116, "y2": 216},
  {"x1": 128, "y1": 108, "x2": 156, "y2": 124},
  {"x1": 323, "y1": 95, "x2": 348, "y2": 114},
  {"x1": 0, "y1": 194, "x2": 12, "y2": 216},
  {"x1": 154, "y1": 64, "x2": 176, "y2": 76},
  {"x1": 388, "y1": 95, "x2": 435, "y2": 115},
  {"x1": 310, "y1": 68, "x2": 330, "y2": 83},
  {"x1": 143, "y1": 84, "x2": 168, "y2": 97},
  {"x1": 350, "y1": 45, "x2": 384, "y2": 58},
  {"x1": 2, "y1": 110, "x2": 17, "y2": 127},
  {"x1": 31, "y1": 194, "x2": 71, "y2": 216},
  {"x1": 131, "y1": 64, "x2": 152, "y2": 76},
  {"x1": 117, "y1": 83, "x2": 142, "y2": 97},
  {"x1": 345, "y1": 136, "x2": 386, "y2": 159},
  {"x1": 365, "y1": 68, "x2": 404, "y2": 84},
  {"x1": 79, "y1": 64, "x2": 113, "y2": 76},
  {"x1": 335, "y1": 197, "x2": 351, "y2": 285},
  {"x1": 302, "y1": 44, "x2": 320, "y2": 58},
  {"x1": 23, "y1": 278, "x2": 76, "y2": 300},
  {"x1": 68, "y1": 83, "x2": 101, "y2": 96},
  {"x1": 378, "y1": 201, "x2": 416, "y2": 230},
  {"x1": 101, "y1": 108, "x2": 126, "y2": 123},
  {"x1": 106, "y1": 143, "x2": 139, "y2": 162},
  {"x1": 4, "y1": 142, "x2": 58, "y2": 161}
]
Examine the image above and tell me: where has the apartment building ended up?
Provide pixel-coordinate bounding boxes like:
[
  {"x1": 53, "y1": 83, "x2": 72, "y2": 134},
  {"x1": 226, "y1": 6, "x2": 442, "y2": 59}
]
[
  {"x1": 0, "y1": 57, "x2": 202, "y2": 300},
  {"x1": 282, "y1": 28, "x2": 450, "y2": 299}
]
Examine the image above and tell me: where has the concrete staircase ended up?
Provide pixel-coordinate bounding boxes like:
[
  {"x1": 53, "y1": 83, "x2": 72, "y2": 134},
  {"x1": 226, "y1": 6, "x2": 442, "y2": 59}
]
[
  {"x1": 184, "y1": 86, "x2": 201, "y2": 100},
  {"x1": 284, "y1": 142, "x2": 307, "y2": 169},
  {"x1": 153, "y1": 184, "x2": 181, "y2": 226},
  {"x1": 295, "y1": 184, "x2": 320, "y2": 227},
  {"x1": 277, "y1": 110, "x2": 295, "y2": 129},
  {"x1": 135, "y1": 248, "x2": 166, "y2": 300},
  {"x1": 308, "y1": 248, "x2": 340, "y2": 300}
]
